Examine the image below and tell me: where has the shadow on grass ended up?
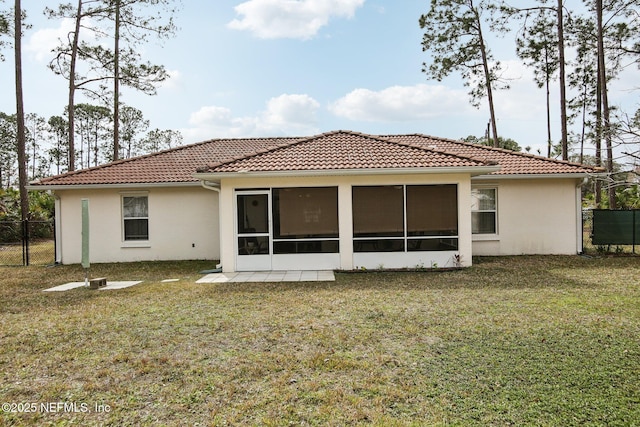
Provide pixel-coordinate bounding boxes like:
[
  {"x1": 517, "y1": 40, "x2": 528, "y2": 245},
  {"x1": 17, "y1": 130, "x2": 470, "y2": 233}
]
[
  {"x1": 203, "y1": 255, "x2": 631, "y2": 296},
  {"x1": 3, "y1": 256, "x2": 638, "y2": 315},
  {"x1": 0, "y1": 260, "x2": 216, "y2": 314}
]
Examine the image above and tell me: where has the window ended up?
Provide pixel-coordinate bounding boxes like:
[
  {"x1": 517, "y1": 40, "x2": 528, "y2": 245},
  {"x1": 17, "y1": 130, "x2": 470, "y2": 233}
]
[
  {"x1": 272, "y1": 187, "x2": 339, "y2": 254},
  {"x1": 353, "y1": 186, "x2": 405, "y2": 252},
  {"x1": 471, "y1": 188, "x2": 497, "y2": 234},
  {"x1": 407, "y1": 185, "x2": 458, "y2": 251},
  {"x1": 122, "y1": 195, "x2": 149, "y2": 241},
  {"x1": 352, "y1": 185, "x2": 458, "y2": 252},
  {"x1": 352, "y1": 186, "x2": 404, "y2": 238},
  {"x1": 406, "y1": 185, "x2": 457, "y2": 236},
  {"x1": 237, "y1": 193, "x2": 269, "y2": 255}
]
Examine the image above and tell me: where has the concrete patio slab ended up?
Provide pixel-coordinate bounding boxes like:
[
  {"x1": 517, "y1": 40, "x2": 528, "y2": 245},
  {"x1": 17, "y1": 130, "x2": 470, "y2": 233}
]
[
  {"x1": 44, "y1": 281, "x2": 143, "y2": 292},
  {"x1": 196, "y1": 270, "x2": 335, "y2": 284}
]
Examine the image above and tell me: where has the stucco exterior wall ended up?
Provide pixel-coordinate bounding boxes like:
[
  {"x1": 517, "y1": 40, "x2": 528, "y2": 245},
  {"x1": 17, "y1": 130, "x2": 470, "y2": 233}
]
[
  {"x1": 54, "y1": 186, "x2": 219, "y2": 264},
  {"x1": 218, "y1": 173, "x2": 473, "y2": 272},
  {"x1": 471, "y1": 178, "x2": 582, "y2": 256},
  {"x1": 51, "y1": 175, "x2": 583, "y2": 266}
]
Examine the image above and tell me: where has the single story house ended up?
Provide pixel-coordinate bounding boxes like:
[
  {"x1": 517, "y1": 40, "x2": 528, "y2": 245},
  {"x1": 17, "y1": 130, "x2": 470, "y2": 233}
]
[{"x1": 29, "y1": 130, "x2": 598, "y2": 272}]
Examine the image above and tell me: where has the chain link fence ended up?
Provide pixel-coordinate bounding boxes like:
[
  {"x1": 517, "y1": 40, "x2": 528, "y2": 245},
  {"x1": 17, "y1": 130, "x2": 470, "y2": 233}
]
[
  {"x1": 0, "y1": 220, "x2": 55, "y2": 266},
  {"x1": 582, "y1": 209, "x2": 593, "y2": 253}
]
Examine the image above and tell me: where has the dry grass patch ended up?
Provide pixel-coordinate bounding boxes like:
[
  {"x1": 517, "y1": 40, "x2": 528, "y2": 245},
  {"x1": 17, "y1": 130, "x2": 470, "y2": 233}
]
[{"x1": 1, "y1": 256, "x2": 639, "y2": 426}]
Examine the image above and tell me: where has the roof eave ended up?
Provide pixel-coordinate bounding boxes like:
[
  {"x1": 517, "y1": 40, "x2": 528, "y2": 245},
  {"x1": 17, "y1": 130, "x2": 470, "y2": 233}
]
[
  {"x1": 26, "y1": 181, "x2": 201, "y2": 191},
  {"x1": 193, "y1": 165, "x2": 502, "y2": 182},
  {"x1": 472, "y1": 172, "x2": 600, "y2": 180}
]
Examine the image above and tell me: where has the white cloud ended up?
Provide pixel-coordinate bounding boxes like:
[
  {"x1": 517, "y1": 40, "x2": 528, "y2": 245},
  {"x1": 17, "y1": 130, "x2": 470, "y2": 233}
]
[
  {"x1": 183, "y1": 94, "x2": 320, "y2": 141},
  {"x1": 262, "y1": 94, "x2": 320, "y2": 128},
  {"x1": 492, "y1": 60, "x2": 546, "y2": 120},
  {"x1": 189, "y1": 106, "x2": 234, "y2": 127},
  {"x1": 158, "y1": 69, "x2": 183, "y2": 90},
  {"x1": 227, "y1": 0, "x2": 365, "y2": 39},
  {"x1": 26, "y1": 18, "x2": 76, "y2": 62},
  {"x1": 26, "y1": 17, "x2": 105, "y2": 63},
  {"x1": 329, "y1": 84, "x2": 473, "y2": 122}
]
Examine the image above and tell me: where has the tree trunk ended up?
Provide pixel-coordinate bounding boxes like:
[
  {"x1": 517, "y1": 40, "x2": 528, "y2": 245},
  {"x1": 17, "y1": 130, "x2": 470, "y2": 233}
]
[
  {"x1": 67, "y1": 0, "x2": 83, "y2": 172},
  {"x1": 579, "y1": 83, "x2": 587, "y2": 165},
  {"x1": 113, "y1": 0, "x2": 120, "y2": 161},
  {"x1": 557, "y1": 0, "x2": 568, "y2": 160},
  {"x1": 545, "y1": 70, "x2": 552, "y2": 158},
  {"x1": 595, "y1": 62, "x2": 602, "y2": 208},
  {"x1": 14, "y1": 0, "x2": 28, "y2": 221},
  {"x1": 475, "y1": 7, "x2": 499, "y2": 147},
  {"x1": 597, "y1": 0, "x2": 616, "y2": 209}
]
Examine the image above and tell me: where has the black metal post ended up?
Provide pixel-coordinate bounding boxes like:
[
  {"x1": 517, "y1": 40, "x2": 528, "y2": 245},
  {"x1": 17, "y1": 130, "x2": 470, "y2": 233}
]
[
  {"x1": 53, "y1": 219, "x2": 57, "y2": 265},
  {"x1": 21, "y1": 220, "x2": 27, "y2": 266}
]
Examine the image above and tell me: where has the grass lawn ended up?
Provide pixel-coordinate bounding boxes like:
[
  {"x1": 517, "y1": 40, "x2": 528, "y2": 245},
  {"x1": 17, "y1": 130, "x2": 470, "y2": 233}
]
[{"x1": 1, "y1": 257, "x2": 639, "y2": 426}]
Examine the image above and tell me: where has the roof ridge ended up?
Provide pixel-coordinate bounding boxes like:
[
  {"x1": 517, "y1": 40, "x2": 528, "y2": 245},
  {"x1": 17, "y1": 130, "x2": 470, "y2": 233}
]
[
  {"x1": 198, "y1": 130, "x2": 492, "y2": 173},
  {"x1": 378, "y1": 134, "x2": 491, "y2": 166},
  {"x1": 383, "y1": 133, "x2": 601, "y2": 171},
  {"x1": 197, "y1": 130, "x2": 381, "y2": 172},
  {"x1": 196, "y1": 134, "x2": 322, "y2": 172}
]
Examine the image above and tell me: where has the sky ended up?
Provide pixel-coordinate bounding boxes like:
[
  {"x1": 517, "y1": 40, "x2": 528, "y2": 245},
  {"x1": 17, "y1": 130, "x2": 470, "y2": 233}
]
[{"x1": 1, "y1": 0, "x2": 639, "y2": 157}]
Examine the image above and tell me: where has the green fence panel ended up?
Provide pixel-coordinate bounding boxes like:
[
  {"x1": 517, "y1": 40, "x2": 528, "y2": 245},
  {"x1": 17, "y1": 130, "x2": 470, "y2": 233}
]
[{"x1": 592, "y1": 210, "x2": 636, "y2": 246}]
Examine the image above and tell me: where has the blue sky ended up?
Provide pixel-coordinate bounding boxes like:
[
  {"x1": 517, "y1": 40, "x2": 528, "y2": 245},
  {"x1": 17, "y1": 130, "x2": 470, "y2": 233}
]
[{"x1": 1, "y1": 0, "x2": 639, "y2": 156}]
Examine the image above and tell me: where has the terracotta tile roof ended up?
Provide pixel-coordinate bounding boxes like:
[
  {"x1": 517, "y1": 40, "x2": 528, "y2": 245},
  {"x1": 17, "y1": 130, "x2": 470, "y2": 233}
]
[
  {"x1": 30, "y1": 130, "x2": 599, "y2": 188},
  {"x1": 199, "y1": 131, "x2": 489, "y2": 173},
  {"x1": 384, "y1": 134, "x2": 599, "y2": 175},
  {"x1": 31, "y1": 136, "x2": 304, "y2": 186}
]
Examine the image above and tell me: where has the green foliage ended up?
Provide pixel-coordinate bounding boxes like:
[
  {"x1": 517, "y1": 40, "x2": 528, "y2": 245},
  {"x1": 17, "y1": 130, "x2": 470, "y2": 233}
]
[
  {"x1": 0, "y1": 113, "x2": 18, "y2": 188},
  {"x1": 0, "y1": 5, "x2": 7, "y2": 32},
  {"x1": 46, "y1": 0, "x2": 178, "y2": 98},
  {"x1": 0, "y1": 187, "x2": 54, "y2": 221},
  {"x1": 28, "y1": 189, "x2": 55, "y2": 220},
  {"x1": 584, "y1": 185, "x2": 640, "y2": 210},
  {"x1": 0, "y1": 189, "x2": 54, "y2": 242},
  {"x1": 47, "y1": 115, "x2": 69, "y2": 175},
  {"x1": 515, "y1": 7, "x2": 559, "y2": 89},
  {"x1": 118, "y1": 105, "x2": 149, "y2": 159},
  {"x1": 461, "y1": 134, "x2": 522, "y2": 151},
  {"x1": 419, "y1": 0, "x2": 509, "y2": 107},
  {"x1": 139, "y1": 128, "x2": 183, "y2": 154},
  {"x1": 73, "y1": 103, "x2": 112, "y2": 168},
  {"x1": 610, "y1": 185, "x2": 640, "y2": 210},
  {"x1": 0, "y1": 1, "x2": 8, "y2": 62}
]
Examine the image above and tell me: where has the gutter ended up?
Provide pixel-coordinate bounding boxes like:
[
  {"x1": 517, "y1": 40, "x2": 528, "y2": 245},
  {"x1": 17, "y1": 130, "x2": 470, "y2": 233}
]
[
  {"x1": 472, "y1": 172, "x2": 600, "y2": 181},
  {"x1": 26, "y1": 181, "x2": 202, "y2": 191},
  {"x1": 193, "y1": 165, "x2": 502, "y2": 182}
]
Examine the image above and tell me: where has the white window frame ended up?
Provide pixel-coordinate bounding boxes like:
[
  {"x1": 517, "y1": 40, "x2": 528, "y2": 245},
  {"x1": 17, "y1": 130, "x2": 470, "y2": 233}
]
[
  {"x1": 471, "y1": 186, "x2": 498, "y2": 237},
  {"x1": 121, "y1": 192, "x2": 150, "y2": 247}
]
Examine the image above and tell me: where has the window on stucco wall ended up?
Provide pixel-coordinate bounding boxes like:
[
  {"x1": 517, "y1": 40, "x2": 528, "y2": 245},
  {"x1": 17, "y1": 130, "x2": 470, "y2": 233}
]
[
  {"x1": 471, "y1": 188, "x2": 497, "y2": 234},
  {"x1": 122, "y1": 195, "x2": 149, "y2": 241}
]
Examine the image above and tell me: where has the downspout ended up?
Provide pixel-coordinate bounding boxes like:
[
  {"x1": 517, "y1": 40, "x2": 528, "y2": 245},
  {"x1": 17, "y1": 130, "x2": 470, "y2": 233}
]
[
  {"x1": 576, "y1": 177, "x2": 588, "y2": 254},
  {"x1": 52, "y1": 191, "x2": 62, "y2": 264},
  {"x1": 200, "y1": 180, "x2": 222, "y2": 271},
  {"x1": 200, "y1": 180, "x2": 221, "y2": 193}
]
